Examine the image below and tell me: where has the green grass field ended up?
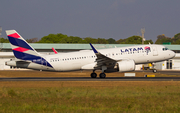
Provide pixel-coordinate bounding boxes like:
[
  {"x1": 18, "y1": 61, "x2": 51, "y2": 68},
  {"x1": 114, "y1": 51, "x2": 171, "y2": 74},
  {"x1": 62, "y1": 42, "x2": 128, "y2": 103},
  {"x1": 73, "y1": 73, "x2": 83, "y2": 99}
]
[
  {"x1": 1, "y1": 81, "x2": 180, "y2": 113},
  {"x1": 0, "y1": 70, "x2": 180, "y2": 112}
]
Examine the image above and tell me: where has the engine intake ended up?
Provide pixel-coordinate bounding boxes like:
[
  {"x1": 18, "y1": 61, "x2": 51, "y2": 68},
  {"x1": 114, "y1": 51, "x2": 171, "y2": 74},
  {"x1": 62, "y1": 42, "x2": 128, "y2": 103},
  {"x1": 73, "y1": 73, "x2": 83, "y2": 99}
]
[{"x1": 117, "y1": 60, "x2": 135, "y2": 72}]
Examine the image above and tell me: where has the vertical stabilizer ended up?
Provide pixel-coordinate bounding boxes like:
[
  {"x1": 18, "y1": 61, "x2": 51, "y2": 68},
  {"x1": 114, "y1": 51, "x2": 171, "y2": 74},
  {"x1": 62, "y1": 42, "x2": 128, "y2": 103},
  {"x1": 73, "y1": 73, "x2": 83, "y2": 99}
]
[{"x1": 6, "y1": 30, "x2": 40, "y2": 60}]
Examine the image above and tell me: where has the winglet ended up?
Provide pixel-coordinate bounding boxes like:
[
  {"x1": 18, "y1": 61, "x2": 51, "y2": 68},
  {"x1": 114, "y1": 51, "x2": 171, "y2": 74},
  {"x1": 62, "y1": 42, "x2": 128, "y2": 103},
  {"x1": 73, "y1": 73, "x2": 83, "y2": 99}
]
[
  {"x1": 52, "y1": 47, "x2": 58, "y2": 54},
  {"x1": 89, "y1": 43, "x2": 98, "y2": 53}
]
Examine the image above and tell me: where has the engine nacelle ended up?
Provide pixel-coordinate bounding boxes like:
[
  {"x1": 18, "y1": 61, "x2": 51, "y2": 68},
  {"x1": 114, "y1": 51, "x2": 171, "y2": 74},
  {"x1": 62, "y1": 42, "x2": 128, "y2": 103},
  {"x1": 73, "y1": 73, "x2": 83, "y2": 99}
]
[{"x1": 117, "y1": 60, "x2": 135, "y2": 72}]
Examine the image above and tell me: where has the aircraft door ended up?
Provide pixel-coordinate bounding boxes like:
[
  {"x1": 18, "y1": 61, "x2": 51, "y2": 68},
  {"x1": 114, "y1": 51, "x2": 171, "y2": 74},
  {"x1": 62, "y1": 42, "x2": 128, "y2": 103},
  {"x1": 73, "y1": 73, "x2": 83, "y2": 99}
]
[{"x1": 152, "y1": 47, "x2": 158, "y2": 56}]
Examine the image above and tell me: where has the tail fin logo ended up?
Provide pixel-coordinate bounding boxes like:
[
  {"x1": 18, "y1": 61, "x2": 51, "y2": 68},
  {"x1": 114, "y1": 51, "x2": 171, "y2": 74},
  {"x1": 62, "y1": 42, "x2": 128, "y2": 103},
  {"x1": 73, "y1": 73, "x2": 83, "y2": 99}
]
[
  {"x1": 6, "y1": 30, "x2": 53, "y2": 68},
  {"x1": 6, "y1": 30, "x2": 37, "y2": 59}
]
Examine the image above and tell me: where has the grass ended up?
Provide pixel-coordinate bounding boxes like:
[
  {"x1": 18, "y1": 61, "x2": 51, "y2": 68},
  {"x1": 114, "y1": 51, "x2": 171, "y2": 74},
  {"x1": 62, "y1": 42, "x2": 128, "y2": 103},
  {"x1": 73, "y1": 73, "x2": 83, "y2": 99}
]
[
  {"x1": 0, "y1": 70, "x2": 180, "y2": 112},
  {"x1": 0, "y1": 81, "x2": 180, "y2": 112}
]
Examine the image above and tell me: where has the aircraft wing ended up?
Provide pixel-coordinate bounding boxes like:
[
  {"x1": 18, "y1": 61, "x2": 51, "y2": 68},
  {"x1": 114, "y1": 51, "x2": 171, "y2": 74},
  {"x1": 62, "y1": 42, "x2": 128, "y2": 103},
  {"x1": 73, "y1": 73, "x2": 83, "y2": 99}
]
[{"x1": 89, "y1": 43, "x2": 118, "y2": 70}]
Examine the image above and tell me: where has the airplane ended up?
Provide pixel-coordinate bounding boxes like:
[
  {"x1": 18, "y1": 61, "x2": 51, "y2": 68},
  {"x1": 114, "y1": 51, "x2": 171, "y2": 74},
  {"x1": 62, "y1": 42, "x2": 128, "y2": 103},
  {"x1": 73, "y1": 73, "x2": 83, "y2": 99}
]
[{"x1": 5, "y1": 30, "x2": 175, "y2": 78}]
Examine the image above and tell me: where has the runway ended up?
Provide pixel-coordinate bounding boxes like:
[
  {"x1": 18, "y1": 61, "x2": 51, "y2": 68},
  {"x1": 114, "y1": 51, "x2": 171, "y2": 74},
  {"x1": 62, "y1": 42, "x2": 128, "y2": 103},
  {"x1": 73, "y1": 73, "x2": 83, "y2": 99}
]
[
  {"x1": 139, "y1": 70, "x2": 180, "y2": 75},
  {"x1": 0, "y1": 70, "x2": 180, "y2": 81},
  {"x1": 1, "y1": 77, "x2": 180, "y2": 81}
]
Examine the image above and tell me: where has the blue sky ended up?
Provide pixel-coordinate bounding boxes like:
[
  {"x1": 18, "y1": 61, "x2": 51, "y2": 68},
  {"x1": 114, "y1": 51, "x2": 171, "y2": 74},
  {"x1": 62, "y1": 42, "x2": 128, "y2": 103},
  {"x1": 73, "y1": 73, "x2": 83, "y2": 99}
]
[{"x1": 0, "y1": 0, "x2": 180, "y2": 42}]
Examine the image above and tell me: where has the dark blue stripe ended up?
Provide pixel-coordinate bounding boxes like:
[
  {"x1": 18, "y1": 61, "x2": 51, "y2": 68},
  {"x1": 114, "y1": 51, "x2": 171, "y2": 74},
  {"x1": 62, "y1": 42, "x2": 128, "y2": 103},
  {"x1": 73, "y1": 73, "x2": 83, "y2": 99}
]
[
  {"x1": 8, "y1": 36, "x2": 33, "y2": 50},
  {"x1": 89, "y1": 43, "x2": 98, "y2": 53},
  {"x1": 13, "y1": 50, "x2": 41, "y2": 60},
  {"x1": 13, "y1": 50, "x2": 53, "y2": 68}
]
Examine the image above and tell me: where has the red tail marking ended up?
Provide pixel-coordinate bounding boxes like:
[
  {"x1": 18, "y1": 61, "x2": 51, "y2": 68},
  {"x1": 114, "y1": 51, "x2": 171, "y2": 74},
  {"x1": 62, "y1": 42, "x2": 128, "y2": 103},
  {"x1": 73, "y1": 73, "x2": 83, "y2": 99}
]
[
  {"x1": 13, "y1": 47, "x2": 29, "y2": 52},
  {"x1": 8, "y1": 33, "x2": 20, "y2": 38}
]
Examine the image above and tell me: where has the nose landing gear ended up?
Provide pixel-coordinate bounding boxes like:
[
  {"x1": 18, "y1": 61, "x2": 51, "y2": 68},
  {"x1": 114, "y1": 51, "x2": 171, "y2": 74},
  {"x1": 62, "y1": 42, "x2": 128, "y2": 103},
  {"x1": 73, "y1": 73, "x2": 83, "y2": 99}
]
[{"x1": 153, "y1": 69, "x2": 157, "y2": 73}]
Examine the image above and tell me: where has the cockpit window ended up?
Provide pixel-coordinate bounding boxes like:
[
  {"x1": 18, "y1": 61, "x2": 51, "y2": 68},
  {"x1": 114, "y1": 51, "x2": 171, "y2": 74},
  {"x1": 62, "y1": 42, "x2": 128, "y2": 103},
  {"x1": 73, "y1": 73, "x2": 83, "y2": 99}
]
[{"x1": 162, "y1": 47, "x2": 169, "y2": 51}]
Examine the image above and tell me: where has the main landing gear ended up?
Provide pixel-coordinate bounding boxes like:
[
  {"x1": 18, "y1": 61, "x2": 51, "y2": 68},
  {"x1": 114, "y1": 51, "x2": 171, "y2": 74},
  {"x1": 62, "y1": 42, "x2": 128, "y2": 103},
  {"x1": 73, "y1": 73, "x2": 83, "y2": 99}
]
[
  {"x1": 99, "y1": 73, "x2": 106, "y2": 78},
  {"x1": 90, "y1": 72, "x2": 97, "y2": 78},
  {"x1": 90, "y1": 70, "x2": 106, "y2": 78}
]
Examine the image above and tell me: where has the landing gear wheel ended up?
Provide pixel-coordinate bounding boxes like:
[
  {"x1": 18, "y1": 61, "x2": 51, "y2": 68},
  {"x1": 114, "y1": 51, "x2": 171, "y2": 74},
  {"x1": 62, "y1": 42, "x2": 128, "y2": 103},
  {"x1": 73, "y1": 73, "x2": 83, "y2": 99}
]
[
  {"x1": 99, "y1": 73, "x2": 106, "y2": 78},
  {"x1": 153, "y1": 69, "x2": 157, "y2": 73},
  {"x1": 91, "y1": 73, "x2": 97, "y2": 78}
]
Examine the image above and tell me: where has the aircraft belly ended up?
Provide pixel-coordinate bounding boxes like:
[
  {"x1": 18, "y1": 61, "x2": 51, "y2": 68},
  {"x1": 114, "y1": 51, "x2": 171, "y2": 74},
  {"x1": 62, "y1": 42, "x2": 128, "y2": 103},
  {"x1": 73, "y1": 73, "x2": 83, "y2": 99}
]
[
  {"x1": 27, "y1": 63, "x2": 55, "y2": 71},
  {"x1": 57, "y1": 60, "x2": 93, "y2": 71},
  {"x1": 6, "y1": 60, "x2": 55, "y2": 71},
  {"x1": 53, "y1": 61, "x2": 82, "y2": 71},
  {"x1": 132, "y1": 55, "x2": 151, "y2": 64}
]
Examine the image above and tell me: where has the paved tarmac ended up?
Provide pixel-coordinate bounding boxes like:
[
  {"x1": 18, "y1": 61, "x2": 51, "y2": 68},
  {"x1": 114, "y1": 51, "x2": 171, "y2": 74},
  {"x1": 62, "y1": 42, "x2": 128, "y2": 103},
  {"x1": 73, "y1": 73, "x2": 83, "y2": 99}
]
[
  {"x1": 0, "y1": 70, "x2": 180, "y2": 81},
  {"x1": 0, "y1": 77, "x2": 180, "y2": 81},
  {"x1": 139, "y1": 70, "x2": 180, "y2": 75}
]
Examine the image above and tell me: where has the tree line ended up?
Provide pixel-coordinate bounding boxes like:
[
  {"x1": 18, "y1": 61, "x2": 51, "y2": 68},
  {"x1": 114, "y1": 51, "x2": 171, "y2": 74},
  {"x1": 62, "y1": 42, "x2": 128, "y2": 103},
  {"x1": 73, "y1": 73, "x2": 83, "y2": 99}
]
[
  {"x1": 37, "y1": 34, "x2": 154, "y2": 44},
  {"x1": 155, "y1": 33, "x2": 180, "y2": 44},
  {"x1": 1, "y1": 32, "x2": 180, "y2": 44}
]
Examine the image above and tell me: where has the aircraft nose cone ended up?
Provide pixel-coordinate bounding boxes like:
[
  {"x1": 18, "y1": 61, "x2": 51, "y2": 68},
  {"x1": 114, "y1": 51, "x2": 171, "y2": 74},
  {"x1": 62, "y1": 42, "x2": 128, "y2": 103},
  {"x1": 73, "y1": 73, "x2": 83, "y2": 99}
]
[
  {"x1": 170, "y1": 51, "x2": 176, "y2": 58},
  {"x1": 173, "y1": 51, "x2": 176, "y2": 57}
]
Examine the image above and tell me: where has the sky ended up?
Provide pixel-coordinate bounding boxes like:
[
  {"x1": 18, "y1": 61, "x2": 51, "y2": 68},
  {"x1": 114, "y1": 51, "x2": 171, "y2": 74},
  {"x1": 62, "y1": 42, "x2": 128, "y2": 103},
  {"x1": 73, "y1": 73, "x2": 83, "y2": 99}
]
[{"x1": 0, "y1": 0, "x2": 180, "y2": 43}]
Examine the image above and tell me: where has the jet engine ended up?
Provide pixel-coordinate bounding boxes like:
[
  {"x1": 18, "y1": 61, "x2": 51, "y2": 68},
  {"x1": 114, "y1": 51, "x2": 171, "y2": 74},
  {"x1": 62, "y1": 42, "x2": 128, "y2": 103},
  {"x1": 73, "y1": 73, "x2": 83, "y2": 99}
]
[{"x1": 116, "y1": 60, "x2": 135, "y2": 72}]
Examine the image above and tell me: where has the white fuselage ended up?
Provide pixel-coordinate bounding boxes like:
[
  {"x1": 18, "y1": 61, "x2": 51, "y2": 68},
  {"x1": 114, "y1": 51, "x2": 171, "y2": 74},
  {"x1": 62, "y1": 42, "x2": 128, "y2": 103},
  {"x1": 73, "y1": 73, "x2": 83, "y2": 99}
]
[
  {"x1": 6, "y1": 44, "x2": 175, "y2": 71},
  {"x1": 40, "y1": 44, "x2": 175, "y2": 71}
]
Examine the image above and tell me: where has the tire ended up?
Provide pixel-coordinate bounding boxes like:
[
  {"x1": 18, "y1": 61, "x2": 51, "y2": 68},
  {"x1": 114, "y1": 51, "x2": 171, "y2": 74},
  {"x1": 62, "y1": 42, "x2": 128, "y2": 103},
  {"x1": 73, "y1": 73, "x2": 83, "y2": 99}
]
[
  {"x1": 91, "y1": 73, "x2": 97, "y2": 78},
  {"x1": 153, "y1": 69, "x2": 157, "y2": 73},
  {"x1": 99, "y1": 73, "x2": 106, "y2": 78}
]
